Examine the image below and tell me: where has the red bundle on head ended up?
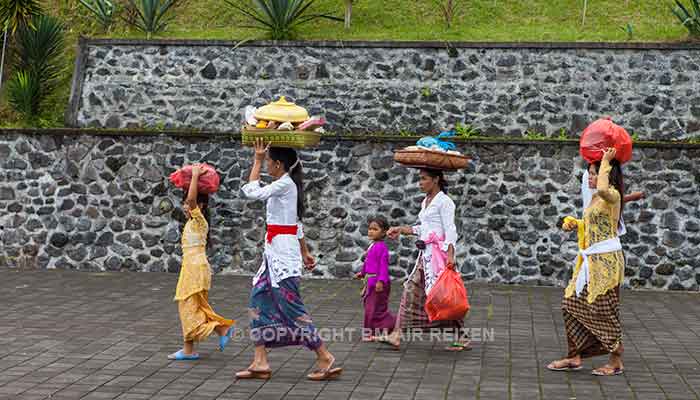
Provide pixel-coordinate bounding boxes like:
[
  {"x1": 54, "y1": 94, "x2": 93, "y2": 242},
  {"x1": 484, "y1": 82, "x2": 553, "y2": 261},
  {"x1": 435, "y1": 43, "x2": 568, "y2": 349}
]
[
  {"x1": 579, "y1": 117, "x2": 633, "y2": 164},
  {"x1": 169, "y1": 164, "x2": 220, "y2": 194}
]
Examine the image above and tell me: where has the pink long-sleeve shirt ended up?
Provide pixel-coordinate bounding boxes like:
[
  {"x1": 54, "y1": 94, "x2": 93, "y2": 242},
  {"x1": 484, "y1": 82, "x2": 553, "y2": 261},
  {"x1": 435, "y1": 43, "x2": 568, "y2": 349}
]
[{"x1": 361, "y1": 241, "x2": 390, "y2": 288}]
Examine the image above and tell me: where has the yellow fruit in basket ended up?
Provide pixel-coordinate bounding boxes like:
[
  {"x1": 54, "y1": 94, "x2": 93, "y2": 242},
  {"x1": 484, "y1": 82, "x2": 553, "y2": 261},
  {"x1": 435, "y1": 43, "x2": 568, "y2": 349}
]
[{"x1": 256, "y1": 120, "x2": 268, "y2": 129}]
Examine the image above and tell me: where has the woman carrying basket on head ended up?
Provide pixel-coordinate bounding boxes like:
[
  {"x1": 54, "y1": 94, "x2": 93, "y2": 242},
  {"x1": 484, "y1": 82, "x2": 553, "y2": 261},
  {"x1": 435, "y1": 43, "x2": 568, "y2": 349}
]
[
  {"x1": 235, "y1": 139, "x2": 342, "y2": 381},
  {"x1": 377, "y1": 168, "x2": 470, "y2": 351},
  {"x1": 378, "y1": 133, "x2": 471, "y2": 351}
]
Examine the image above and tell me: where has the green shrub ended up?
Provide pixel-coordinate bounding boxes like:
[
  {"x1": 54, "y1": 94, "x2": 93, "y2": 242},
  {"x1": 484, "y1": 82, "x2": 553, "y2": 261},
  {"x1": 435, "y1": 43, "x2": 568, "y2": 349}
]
[{"x1": 455, "y1": 123, "x2": 480, "y2": 139}]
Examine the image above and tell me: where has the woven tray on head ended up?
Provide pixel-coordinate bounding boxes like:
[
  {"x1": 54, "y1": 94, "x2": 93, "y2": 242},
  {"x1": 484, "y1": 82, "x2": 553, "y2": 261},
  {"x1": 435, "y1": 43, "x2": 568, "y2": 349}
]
[
  {"x1": 241, "y1": 127, "x2": 321, "y2": 149},
  {"x1": 393, "y1": 148, "x2": 470, "y2": 171}
]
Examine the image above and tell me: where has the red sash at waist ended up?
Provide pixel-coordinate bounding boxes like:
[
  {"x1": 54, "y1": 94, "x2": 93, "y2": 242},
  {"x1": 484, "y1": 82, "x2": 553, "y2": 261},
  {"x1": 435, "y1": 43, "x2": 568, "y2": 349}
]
[{"x1": 266, "y1": 224, "x2": 298, "y2": 243}]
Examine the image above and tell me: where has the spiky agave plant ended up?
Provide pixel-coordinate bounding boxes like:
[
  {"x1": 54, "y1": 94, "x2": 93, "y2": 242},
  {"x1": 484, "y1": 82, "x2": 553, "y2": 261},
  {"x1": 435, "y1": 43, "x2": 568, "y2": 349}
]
[
  {"x1": 0, "y1": 0, "x2": 43, "y2": 90},
  {"x1": 79, "y1": 0, "x2": 116, "y2": 31},
  {"x1": 225, "y1": 0, "x2": 342, "y2": 40},
  {"x1": 8, "y1": 15, "x2": 65, "y2": 120},
  {"x1": 0, "y1": 0, "x2": 43, "y2": 33},
  {"x1": 127, "y1": 0, "x2": 180, "y2": 39},
  {"x1": 7, "y1": 70, "x2": 40, "y2": 119},
  {"x1": 671, "y1": 0, "x2": 700, "y2": 37}
]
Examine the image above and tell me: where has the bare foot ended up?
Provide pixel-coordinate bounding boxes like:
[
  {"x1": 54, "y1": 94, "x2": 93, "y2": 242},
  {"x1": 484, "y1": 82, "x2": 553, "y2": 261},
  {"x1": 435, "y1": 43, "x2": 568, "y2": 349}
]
[
  {"x1": 247, "y1": 361, "x2": 271, "y2": 372},
  {"x1": 376, "y1": 333, "x2": 400, "y2": 348},
  {"x1": 315, "y1": 354, "x2": 334, "y2": 371},
  {"x1": 592, "y1": 363, "x2": 624, "y2": 376},
  {"x1": 546, "y1": 358, "x2": 582, "y2": 371}
]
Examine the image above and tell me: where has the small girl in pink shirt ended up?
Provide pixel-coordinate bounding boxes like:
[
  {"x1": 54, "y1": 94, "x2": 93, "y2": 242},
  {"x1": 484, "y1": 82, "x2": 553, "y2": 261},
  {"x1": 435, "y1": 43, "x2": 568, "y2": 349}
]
[{"x1": 355, "y1": 216, "x2": 396, "y2": 342}]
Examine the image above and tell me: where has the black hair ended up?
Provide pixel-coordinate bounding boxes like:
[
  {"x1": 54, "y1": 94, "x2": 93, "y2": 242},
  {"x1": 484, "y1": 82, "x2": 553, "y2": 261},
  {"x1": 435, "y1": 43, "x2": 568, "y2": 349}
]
[
  {"x1": 422, "y1": 168, "x2": 449, "y2": 193},
  {"x1": 588, "y1": 159, "x2": 625, "y2": 228},
  {"x1": 367, "y1": 215, "x2": 390, "y2": 233},
  {"x1": 182, "y1": 192, "x2": 211, "y2": 248},
  {"x1": 268, "y1": 147, "x2": 305, "y2": 220}
]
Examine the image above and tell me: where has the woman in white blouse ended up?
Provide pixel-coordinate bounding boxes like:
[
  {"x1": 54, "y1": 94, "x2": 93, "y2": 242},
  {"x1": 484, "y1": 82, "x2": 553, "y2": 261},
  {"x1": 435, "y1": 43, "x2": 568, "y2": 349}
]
[
  {"x1": 235, "y1": 139, "x2": 342, "y2": 381},
  {"x1": 378, "y1": 169, "x2": 470, "y2": 352}
]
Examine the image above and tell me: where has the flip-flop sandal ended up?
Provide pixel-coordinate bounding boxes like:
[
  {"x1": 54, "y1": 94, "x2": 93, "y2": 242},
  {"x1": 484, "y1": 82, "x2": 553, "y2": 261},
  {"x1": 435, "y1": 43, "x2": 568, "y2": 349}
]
[
  {"x1": 167, "y1": 350, "x2": 200, "y2": 361},
  {"x1": 307, "y1": 357, "x2": 343, "y2": 381},
  {"x1": 592, "y1": 367, "x2": 623, "y2": 376},
  {"x1": 219, "y1": 326, "x2": 234, "y2": 352},
  {"x1": 445, "y1": 342, "x2": 472, "y2": 352},
  {"x1": 235, "y1": 369, "x2": 272, "y2": 380},
  {"x1": 547, "y1": 362, "x2": 583, "y2": 371}
]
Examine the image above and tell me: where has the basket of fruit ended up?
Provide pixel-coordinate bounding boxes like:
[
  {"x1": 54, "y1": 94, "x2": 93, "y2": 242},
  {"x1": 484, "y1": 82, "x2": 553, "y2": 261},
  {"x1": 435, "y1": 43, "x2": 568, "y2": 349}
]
[{"x1": 241, "y1": 97, "x2": 324, "y2": 149}]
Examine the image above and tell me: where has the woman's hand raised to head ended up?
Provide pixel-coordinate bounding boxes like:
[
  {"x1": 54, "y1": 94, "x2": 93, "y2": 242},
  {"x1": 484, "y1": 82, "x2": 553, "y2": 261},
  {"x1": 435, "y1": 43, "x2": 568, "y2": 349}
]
[
  {"x1": 602, "y1": 147, "x2": 616, "y2": 163},
  {"x1": 191, "y1": 164, "x2": 207, "y2": 177},
  {"x1": 254, "y1": 138, "x2": 269, "y2": 162}
]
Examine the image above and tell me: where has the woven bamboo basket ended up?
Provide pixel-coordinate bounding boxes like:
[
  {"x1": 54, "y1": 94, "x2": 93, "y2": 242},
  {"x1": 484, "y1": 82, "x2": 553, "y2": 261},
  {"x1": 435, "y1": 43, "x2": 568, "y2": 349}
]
[
  {"x1": 241, "y1": 126, "x2": 321, "y2": 149},
  {"x1": 394, "y1": 148, "x2": 470, "y2": 171}
]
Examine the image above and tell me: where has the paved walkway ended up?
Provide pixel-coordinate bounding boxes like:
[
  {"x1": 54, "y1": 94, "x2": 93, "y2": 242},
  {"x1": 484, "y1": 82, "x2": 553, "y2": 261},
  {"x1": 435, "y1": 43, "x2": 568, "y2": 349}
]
[{"x1": 2, "y1": 270, "x2": 700, "y2": 400}]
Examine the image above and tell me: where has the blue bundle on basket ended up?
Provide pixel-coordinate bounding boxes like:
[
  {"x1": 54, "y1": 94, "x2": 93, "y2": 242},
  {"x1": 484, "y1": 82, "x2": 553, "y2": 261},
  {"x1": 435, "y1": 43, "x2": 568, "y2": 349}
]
[
  {"x1": 417, "y1": 131, "x2": 457, "y2": 152},
  {"x1": 393, "y1": 130, "x2": 469, "y2": 171}
]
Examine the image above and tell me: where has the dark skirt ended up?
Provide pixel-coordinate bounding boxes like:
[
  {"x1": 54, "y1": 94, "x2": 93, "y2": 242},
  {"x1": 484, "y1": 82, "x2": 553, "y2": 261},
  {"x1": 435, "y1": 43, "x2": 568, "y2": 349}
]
[
  {"x1": 248, "y1": 266, "x2": 322, "y2": 350},
  {"x1": 363, "y1": 283, "x2": 396, "y2": 336},
  {"x1": 562, "y1": 285, "x2": 622, "y2": 359}
]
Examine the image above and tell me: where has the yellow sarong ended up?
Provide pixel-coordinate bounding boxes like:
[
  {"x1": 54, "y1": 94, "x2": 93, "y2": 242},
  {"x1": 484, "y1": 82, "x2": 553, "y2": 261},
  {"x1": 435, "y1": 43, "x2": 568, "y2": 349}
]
[
  {"x1": 178, "y1": 291, "x2": 233, "y2": 342},
  {"x1": 175, "y1": 207, "x2": 233, "y2": 342}
]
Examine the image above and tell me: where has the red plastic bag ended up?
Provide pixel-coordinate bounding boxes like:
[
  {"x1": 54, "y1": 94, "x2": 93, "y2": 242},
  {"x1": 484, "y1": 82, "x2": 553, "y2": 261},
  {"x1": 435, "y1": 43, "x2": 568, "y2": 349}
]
[
  {"x1": 580, "y1": 117, "x2": 633, "y2": 164},
  {"x1": 169, "y1": 164, "x2": 220, "y2": 194},
  {"x1": 425, "y1": 268, "x2": 470, "y2": 322}
]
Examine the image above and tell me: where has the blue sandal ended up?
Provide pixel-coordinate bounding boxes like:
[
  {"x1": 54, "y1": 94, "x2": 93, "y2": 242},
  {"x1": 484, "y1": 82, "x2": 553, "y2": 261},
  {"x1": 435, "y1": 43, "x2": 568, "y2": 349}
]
[
  {"x1": 219, "y1": 326, "x2": 234, "y2": 352},
  {"x1": 167, "y1": 350, "x2": 200, "y2": 361}
]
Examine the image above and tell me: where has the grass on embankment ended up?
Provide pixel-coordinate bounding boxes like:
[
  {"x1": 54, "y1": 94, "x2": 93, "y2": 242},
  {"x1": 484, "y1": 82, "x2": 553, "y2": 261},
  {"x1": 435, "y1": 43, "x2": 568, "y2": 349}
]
[{"x1": 0, "y1": 0, "x2": 693, "y2": 128}]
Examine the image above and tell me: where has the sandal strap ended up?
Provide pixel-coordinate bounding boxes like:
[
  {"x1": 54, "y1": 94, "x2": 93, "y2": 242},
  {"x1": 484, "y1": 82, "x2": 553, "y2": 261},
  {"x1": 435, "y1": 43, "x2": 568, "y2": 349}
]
[{"x1": 313, "y1": 357, "x2": 336, "y2": 375}]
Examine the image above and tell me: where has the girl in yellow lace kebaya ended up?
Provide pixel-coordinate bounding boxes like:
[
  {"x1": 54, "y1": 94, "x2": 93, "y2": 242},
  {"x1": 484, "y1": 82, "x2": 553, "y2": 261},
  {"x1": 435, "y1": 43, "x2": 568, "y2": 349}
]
[
  {"x1": 547, "y1": 148, "x2": 626, "y2": 376},
  {"x1": 168, "y1": 165, "x2": 234, "y2": 361}
]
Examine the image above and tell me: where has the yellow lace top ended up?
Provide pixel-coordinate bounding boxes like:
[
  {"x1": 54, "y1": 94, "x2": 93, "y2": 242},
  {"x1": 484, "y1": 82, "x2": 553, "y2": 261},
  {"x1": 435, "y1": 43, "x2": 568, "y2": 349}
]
[
  {"x1": 564, "y1": 163, "x2": 625, "y2": 304},
  {"x1": 174, "y1": 207, "x2": 211, "y2": 301}
]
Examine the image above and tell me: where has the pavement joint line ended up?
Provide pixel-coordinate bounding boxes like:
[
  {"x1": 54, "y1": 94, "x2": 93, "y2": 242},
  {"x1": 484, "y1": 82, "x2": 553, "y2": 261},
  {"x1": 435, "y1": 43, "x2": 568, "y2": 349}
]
[
  {"x1": 633, "y1": 295, "x2": 699, "y2": 400},
  {"x1": 620, "y1": 295, "x2": 669, "y2": 400},
  {"x1": 315, "y1": 279, "x2": 370, "y2": 400},
  {"x1": 474, "y1": 287, "x2": 494, "y2": 400},
  {"x1": 527, "y1": 288, "x2": 545, "y2": 400},
  {"x1": 543, "y1": 287, "x2": 577, "y2": 398}
]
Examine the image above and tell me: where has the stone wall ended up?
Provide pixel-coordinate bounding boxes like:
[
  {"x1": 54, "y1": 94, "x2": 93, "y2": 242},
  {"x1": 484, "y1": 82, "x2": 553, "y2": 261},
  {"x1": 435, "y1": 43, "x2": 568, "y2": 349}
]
[
  {"x1": 1, "y1": 130, "x2": 699, "y2": 291},
  {"x1": 68, "y1": 39, "x2": 700, "y2": 140}
]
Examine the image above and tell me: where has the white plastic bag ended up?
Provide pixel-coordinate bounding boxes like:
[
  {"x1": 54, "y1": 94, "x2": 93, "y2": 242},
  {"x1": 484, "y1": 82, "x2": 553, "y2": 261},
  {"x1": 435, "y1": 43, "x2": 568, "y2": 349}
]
[{"x1": 244, "y1": 106, "x2": 258, "y2": 126}]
